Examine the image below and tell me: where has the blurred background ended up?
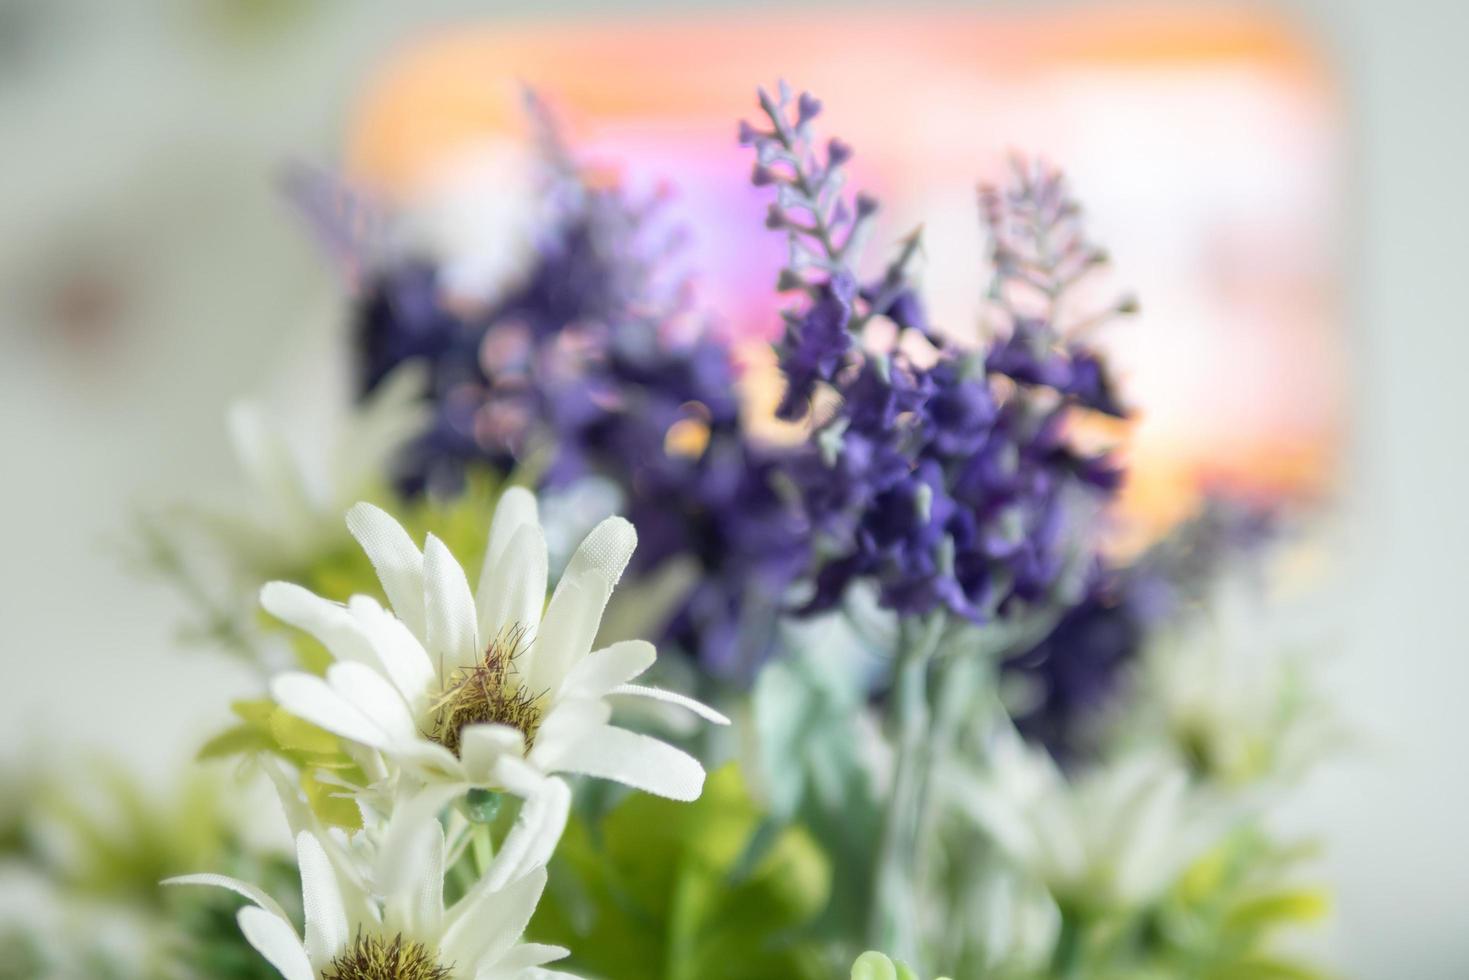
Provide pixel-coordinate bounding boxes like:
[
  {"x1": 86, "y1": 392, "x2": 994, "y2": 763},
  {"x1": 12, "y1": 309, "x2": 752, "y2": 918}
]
[{"x1": 0, "y1": 0, "x2": 1463, "y2": 975}]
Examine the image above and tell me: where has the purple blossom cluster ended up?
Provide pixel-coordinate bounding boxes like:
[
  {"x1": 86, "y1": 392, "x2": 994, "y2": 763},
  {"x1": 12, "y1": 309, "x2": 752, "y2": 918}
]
[
  {"x1": 742, "y1": 84, "x2": 1128, "y2": 623},
  {"x1": 355, "y1": 95, "x2": 807, "y2": 678}
]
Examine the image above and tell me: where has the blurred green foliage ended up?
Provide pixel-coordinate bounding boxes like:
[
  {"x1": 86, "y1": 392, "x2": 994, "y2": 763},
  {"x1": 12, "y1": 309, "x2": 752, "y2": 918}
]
[
  {"x1": 851, "y1": 950, "x2": 952, "y2": 980},
  {"x1": 197, "y1": 699, "x2": 364, "y2": 830},
  {"x1": 528, "y1": 764, "x2": 833, "y2": 980},
  {"x1": 1030, "y1": 828, "x2": 1333, "y2": 980},
  {"x1": 1, "y1": 761, "x2": 299, "y2": 980}
]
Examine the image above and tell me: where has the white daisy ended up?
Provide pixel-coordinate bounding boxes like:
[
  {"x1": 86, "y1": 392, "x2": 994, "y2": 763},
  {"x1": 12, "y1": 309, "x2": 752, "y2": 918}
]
[
  {"x1": 166, "y1": 805, "x2": 572, "y2": 980},
  {"x1": 952, "y1": 727, "x2": 1233, "y2": 911},
  {"x1": 207, "y1": 364, "x2": 428, "y2": 577},
  {"x1": 1126, "y1": 577, "x2": 1336, "y2": 791},
  {"x1": 261, "y1": 489, "x2": 727, "y2": 879}
]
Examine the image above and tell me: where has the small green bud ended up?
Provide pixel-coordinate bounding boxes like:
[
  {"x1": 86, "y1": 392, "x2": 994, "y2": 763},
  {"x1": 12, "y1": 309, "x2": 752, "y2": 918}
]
[{"x1": 465, "y1": 788, "x2": 504, "y2": 824}]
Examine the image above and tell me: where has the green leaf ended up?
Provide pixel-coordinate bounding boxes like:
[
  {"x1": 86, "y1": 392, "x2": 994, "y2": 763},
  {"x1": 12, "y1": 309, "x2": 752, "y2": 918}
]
[
  {"x1": 197, "y1": 724, "x2": 274, "y2": 760},
  {"x1": 1204, "y1": 957, "x2": 1330, "y2": 980},
  {"x1": 528, "y1": 764, "x2": 832, "y2": 980},
  {"x1": 752, "y1": 632, "x2": 881, "y2": 940},
  {"x1": 301, "y1": 769, "x2": 361, "y2": 832},
  {"x1": 230, "y1": 699, "x2": 276, "y2": 724},
  {"x1": 269, "y1": 709, "x2": 339, "y2": 756},
  {"x1": 1225, "y1": 890, "x2": 1330, "y2": 933}
]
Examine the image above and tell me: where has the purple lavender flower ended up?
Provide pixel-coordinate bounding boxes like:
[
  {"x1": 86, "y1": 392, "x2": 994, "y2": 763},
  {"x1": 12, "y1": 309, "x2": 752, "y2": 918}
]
[
  {"x1": 353, "y1": 92, "x2": 809, "y2": 679},
  {"x1": 741, "y1": 85, "x2": 1131, "y2": 625},
  {"x1": 775, "y1": 272, "x2": 857, "y2": 420}
]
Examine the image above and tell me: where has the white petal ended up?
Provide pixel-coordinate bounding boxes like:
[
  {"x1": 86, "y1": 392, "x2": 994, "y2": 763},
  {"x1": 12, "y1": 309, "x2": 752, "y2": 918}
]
[
  {"x1": 553, "y1": 724, "x2": 705, "y2": 801},
  {"x1": 237, "y1": 905, "x2": 314, "y2": 980},
  {"x1": 480, "y1": 763, "x2": 569, "y2": 890},
  {"x1": 255, "y1": 762, "x2": 376, "y2": 931},
  {"x1": 1111, "y1": 767, "x2": 1191, "y2": 902},
  {"x1": 297, "y1": 833, "x2": 349, "y2": 966},
  {"x1": 271, "y1": 672, "x2": 391, "y2": 749},
  {"x1": 423, "y1": 533, "x2": 481, "y2": 673},
  {"x1": 477, "y1": 522, "x2": 548, "y2": 649},
  {"x1": 560, "y1": 640, "x2": 656, "y2": 697},
  {"x1": 610, "y1": 684, "x2": 730, "y2": 725},
  {"x1": 387, "y1": 740, "x2": 467, "y2": 782},
  {"x1": 347, "y1": 595, "x2": 437, "y2": 712},
  {"x1": 346, "y1": 502, "x2": 427, "y2": 639},
  {"x1": 482, "y1": 486, "x2": 540, "y2": 574},
  {"x1": 377, "y1": 799, "x2": 450, "y2": 940},
  {"x1": 525, "y1": 517, "x2": 635, "y2": 694},
  {"x1": 335, "y1": 367, "x2": 430, "y2": 510},
  {"x1": 526, "y1": 699, "x2": 612, "y2": 773},
  {"x1": 327, "y1": 662, "x2": 418, "y2": 743},
  {"x1": 260, "y1": 583, "x2": 376, "y2": 666},
  {"x1": 229, "y1": 404, "x2": 314, "y2": 526},
  {"x1": 459, "y1": 724, "x2": 527, "y2": 782},
  {"x1": 951, "y1": 779, "x2": 1040, "y2": 872},
  {"x1": 441, "y1": 866, "x2": 547, "y2": 970},
  {"x1": 485, "y1": 942, "x2": 570, "y2": 971},
  {"x1": 162, "y1": 873, "x2": 290, "y2": 924},
  {"x1": 568, "y1": 516, "x2": 638, "y2": 580}
]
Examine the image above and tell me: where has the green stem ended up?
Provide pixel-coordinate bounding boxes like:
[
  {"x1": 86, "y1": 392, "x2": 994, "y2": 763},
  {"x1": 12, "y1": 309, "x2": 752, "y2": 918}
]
[
  {"x1": 471, "y1": 821, "x2": 495, "y2": 876},
  {"x1": 1051, "y1": 908, "x2": 1087, "y2": 980},
  {"x1": 869, "y1": 614, "x2": 946, "y2": 967}
]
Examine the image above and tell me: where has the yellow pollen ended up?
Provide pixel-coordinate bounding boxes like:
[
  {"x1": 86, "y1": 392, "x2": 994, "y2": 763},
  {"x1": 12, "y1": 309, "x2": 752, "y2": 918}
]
[
  {"x1": 426, "y1": 624, "x2": 544, "y2": 756},
  {"x1": 321, "y1": 931, "x2": 451, "y2": 980}
]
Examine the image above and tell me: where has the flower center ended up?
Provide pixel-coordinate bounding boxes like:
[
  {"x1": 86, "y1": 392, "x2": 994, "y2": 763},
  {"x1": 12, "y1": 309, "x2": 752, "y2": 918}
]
[
  {"x1": 321, "y1": 932, "x2": 451, "y2": 980},
  {"x1": 427, "y1": 625, "x2": 544, "y2": 756}
]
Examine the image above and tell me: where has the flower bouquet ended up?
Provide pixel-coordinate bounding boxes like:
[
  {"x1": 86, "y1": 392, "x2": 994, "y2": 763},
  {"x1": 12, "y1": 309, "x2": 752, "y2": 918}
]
[{"x1": 4, "y1": 81, "x2": 1337, "y2": 980}]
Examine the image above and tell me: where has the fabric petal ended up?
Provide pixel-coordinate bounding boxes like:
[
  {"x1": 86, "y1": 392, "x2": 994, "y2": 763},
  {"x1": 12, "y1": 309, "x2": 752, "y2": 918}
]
[
  {"x1": 526, "y1": 699, "x2": 611, "y2": 773},
  {"x1": 610, "y1": 684, "x2": 730, "y2": 725},
  {"x1": 297, "y1": 833, "x2": 349, "y2": 966},
  {"x1": 459, "y1": 724, "x2": 527, "y2": 782},
  {"x1": 552, "y1": 724, "x2": 706, "y2": 801},
  {"x1": 423, "y1": 533, "x2": 481, "y2": 673},
  {"x1": 475, "y1": 948, "x2": 575, "y2": 979},
  {"x1": 441, "y1": 866, "x2": 548, "y2": 970},
  {"x1": 386, "y1": 740, "x2": 467, "y2": 782},
  {"x1": 237, "y1": 905, "x2": 314, "y2": 980},
  {"x1": 559, "y1": 640, "x2": 656, "y2": 698},
  {"x1": 377, "y1": 797, "x2": 451, "y2": 941},
  {"x1": 346, "y1": 502, "x2": 426, "y2": 639},
  {"x1": 260, "y1": 583, "x2": 376, "y2": 667},
  {"x1": 481, "y1": 486, "x2": 540, "y2": 576},
  {"x1": 327, "y1": 661, "x2": 418, "y2": 744},
  {"x1": 525, "y1": 517, "x2": 635, "y2": 694},
  {"x1": 271, "y1": 672, "x2": 391, "y2": 749},
  {"x1": 483, "y1": 942, "x2": 570, "y2": 971},
  {"x1": 347, "y1": 595, "x2": 437, "y2": 713},
  {"x1": 477, "y1": 522, "x2": 548, "y2": 653},
  {"x1": 481, "y1": 765, "x2": 571, "y2": 891},
  {"x1": 162, "y1": 873, "x2": 290, "y2": 925}
]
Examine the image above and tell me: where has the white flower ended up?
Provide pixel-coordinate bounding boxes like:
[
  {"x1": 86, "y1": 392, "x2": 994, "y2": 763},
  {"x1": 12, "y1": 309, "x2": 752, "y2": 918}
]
[
  {"x1": 205, "y1": 365, "x2": 428, "y2": 576},
  {"x1": 952, "y1": 727, "x2": 1232, "y2": 911},
  {"x1": 166, "y1": 804, "x2": 572, "y2": 980},
  {"x1": 262, "y1": 489, "x2": 727, "y2": 880},
  {"x1": 964, "y1": 866, "x2": 1059, "y2": 975},
  {"x1": 1127, "y1": 577, "x2": 1335, "y2": 790}
]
